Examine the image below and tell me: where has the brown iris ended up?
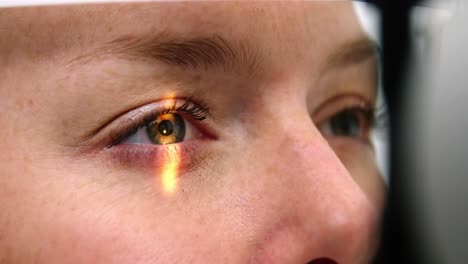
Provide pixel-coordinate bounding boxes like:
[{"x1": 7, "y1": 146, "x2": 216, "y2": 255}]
[{"x1": 146, "y1": 113, "x2": 186, "y2": 145}]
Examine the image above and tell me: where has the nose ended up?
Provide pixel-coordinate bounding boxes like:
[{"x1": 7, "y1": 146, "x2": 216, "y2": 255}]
[{"x1": 249, "y1": 101, "x2": 379, "y2": 264}]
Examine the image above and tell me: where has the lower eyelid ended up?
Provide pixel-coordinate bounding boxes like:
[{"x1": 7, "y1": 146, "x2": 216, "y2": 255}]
[
  {"x1": 102, "y1": 140, "x2": 211, "y2": 175},
  {"x1": 325, "y1": 136, "x2": 376, "y2": 153}
]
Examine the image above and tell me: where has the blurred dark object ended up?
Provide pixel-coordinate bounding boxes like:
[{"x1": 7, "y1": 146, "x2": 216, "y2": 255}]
[
  {"x1": 372, "y1": 0, "x2": 468, "y2": 263},
  {"x1": 370, "y1": 0, "x2": 425, "y2": 263}
]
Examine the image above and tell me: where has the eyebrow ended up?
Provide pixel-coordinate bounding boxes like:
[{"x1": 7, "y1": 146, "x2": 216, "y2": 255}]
[
  {"x1": 67, "y1": 33, "x2": 377, "y2": 77},
  {"x1": 67, "y1": 32, "x2": 262, "y2": 75}
]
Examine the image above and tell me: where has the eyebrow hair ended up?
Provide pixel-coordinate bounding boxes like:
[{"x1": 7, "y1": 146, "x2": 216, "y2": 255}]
[
  {"x1": 67, "y1": 32, "x2": 262, "y2": 75},
  {"x1": 67, "y1": 33, "x2": 376, "y2": 78},
  {"x1": 324, "y1": 36, "x2": 379, "y2": 71}
]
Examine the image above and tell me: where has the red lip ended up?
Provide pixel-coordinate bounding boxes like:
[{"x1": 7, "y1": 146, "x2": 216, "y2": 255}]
[{"x1": 308, "y1": 258, "x2": 338, "y2": 264}]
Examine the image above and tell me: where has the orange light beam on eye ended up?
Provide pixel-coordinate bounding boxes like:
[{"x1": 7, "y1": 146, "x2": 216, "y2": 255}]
[{"x1": 159, "y1": 146, "x2": 180, "y2": 194}]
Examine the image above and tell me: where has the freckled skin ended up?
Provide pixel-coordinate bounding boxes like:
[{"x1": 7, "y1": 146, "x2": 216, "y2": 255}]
[{"x1": 0, "y1": 2, "x2": 385, "y2": 264}]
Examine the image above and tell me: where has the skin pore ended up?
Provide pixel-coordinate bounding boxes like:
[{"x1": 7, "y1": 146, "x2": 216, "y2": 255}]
[{"x1": 0, "y1": 2, "x2": 385, "y2": 263}]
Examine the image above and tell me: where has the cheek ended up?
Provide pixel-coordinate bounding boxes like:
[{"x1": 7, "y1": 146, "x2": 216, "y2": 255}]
[
  {"x1": 40, "y1": 210, "x2": 191, "y2": 264},
  {"x1": 327, "y1": 138, "x2": 387, "y2": 211},
  {"x1": 0, "y1": 162, "x2": 218, "y2": 264}
]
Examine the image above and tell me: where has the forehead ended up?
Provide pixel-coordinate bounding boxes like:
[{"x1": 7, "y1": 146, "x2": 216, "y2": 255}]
[{"x1": 0, "y1": 2, "x2": 364, "y2": 69}]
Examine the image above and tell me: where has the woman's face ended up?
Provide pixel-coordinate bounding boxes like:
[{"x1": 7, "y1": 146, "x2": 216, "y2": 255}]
[{"x1": 0, "y1": 2, "x2": 385, "y2": 263}]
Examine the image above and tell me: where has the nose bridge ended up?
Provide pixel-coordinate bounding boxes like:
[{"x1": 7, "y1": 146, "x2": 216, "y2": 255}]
[
  {"x1": 271, "y1": 108, "x2": 355, "y2": 212},
  {"x1": 251, "y1": 102, "x2": 377, "y2": 263},
  {"x1": 267, "y1": 103, "x2": 345, "y2": 198}
]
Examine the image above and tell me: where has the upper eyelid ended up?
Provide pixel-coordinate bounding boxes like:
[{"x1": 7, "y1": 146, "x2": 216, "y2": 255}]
[
  {"x1": 104, "y1": 102, "x2": 173, "y2": 147},
  {"x1": 312, "y1": 94, "x2": 374, "y2": 124}
]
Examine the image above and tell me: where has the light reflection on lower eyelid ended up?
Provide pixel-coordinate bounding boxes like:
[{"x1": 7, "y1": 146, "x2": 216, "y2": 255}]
[
  {"x1": 159, "y1": 145, "x2": 180, "y2": 194},
  {"x1": 103, "y1": 137, "x2": 213, "y2": 194}
]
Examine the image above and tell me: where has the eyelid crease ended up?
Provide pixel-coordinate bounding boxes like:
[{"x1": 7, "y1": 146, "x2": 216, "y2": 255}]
[{"x1": 322, "y1": 36, "x2": 380, "y2": 72}]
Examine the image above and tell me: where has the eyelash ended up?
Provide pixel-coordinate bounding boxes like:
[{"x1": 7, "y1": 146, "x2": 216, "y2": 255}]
[
  {"x1": 370, "y1": 102, "x2": 388, "y2": 130},
  {"x1": 352, "y1": 106, "x2": 376, "y2": 128},
  {"x1": 337, "y1": 103, "x2": 388, "y2": 138},
  {"x1": 106, "y1": 98, "x2": 210, "y2": 148}
]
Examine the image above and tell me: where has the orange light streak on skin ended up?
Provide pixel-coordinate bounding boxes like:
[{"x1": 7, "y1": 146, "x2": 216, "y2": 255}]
[
  {"x1": 159, "y1": 94, "x2": 180, "y2": 194},
  {"x1": 160, "y1": 146, "x2": 180, "y2": 194}
]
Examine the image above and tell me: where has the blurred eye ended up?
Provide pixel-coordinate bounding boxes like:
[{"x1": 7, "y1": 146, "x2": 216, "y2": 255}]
[{"x1": 319, "y1": 107, "x2": 373, "y2": 142}]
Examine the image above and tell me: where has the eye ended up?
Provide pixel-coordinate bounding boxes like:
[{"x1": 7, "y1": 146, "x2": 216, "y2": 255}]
[
  {"x1": 114, "y1": 99, "x2": 209, "y2": 146},
  {"x1": 123, "y1": 113, "x2": 196, "y2": 145},
  {"x1": 318, "y1": 107, "x2": 374, "y2": 142}
]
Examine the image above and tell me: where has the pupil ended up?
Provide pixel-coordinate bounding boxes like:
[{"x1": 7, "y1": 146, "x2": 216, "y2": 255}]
[
  {"x1": 158, "y1": 120, "x2": 174, "y2": 136},
  {"x1": 330, "y1": 111, "x2": 360, "y2": 137}
]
